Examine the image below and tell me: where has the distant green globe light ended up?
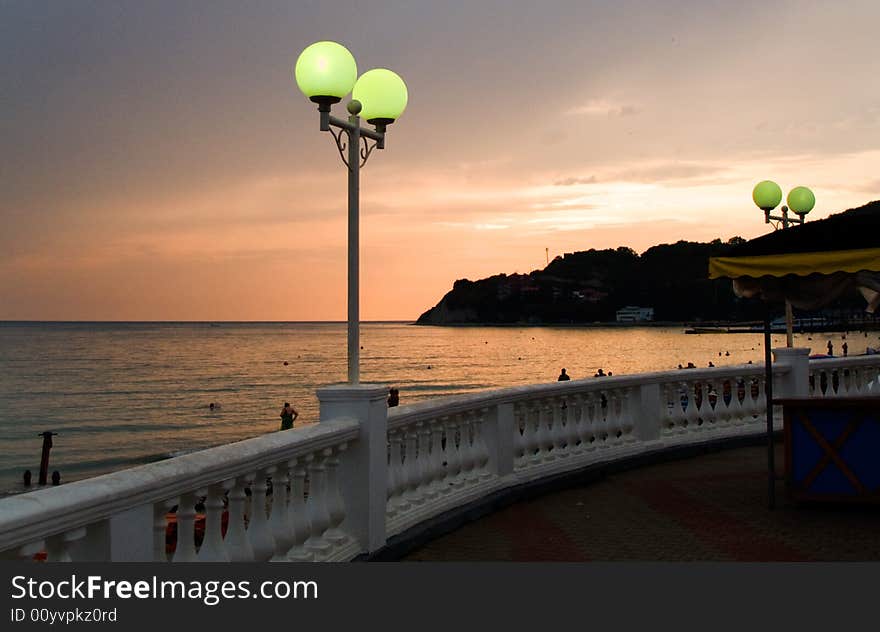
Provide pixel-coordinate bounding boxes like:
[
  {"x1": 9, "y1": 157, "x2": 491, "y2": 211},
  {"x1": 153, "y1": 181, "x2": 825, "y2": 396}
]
[
  {"x1": 352, "y1": 68, "x2": 408, "y2": 124},
  {"x1": 752, "y1": 180, "x2": 782, "y2": 211},
  {"x1": 294, "y1": 41, "x2": 357, "y2": 105},
  {"x1": 787, "y1": 186, "x2": 815, "y2": 215}
]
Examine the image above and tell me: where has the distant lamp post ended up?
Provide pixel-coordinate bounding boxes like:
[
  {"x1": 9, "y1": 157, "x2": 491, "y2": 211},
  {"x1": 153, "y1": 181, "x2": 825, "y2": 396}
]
[
  {"x1": 752, "y1": 180, "x2": 816, "y2": 346},
  {"x1": 294, "y1": 41, "x2": 408, "y2": 384},
  {"x1": 754, "y1": 180, "x2": 814, "y2": 229}
]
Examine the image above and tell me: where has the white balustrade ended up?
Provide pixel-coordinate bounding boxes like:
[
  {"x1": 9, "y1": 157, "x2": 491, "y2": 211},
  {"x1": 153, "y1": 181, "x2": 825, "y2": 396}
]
[{"x1": 5, "y1": 352, "x2": 875, "y2": 562}]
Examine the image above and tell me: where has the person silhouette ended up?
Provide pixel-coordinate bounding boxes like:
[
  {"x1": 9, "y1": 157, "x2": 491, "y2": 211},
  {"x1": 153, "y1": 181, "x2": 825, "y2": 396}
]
[
  {"x1": 387, "y1": 387, "x2": 400, "y2": 407},
  {"x1": 557, "y1": 368, "x2": 570, "y2": 381},
  {"x1": 279, "y1": 402, "x2": 298, "y2": 430}
]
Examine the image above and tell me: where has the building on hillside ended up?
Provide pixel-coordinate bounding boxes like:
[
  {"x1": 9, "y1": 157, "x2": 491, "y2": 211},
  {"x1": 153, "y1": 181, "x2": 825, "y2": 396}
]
[{"x1": 616, "y1": 306, "x2": 654, "y2": 322}]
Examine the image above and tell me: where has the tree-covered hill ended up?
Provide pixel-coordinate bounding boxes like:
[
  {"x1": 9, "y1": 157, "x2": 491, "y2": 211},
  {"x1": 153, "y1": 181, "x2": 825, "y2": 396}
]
[{"x1": 416, "y1": 199, "x2": 880, "y2": 325}]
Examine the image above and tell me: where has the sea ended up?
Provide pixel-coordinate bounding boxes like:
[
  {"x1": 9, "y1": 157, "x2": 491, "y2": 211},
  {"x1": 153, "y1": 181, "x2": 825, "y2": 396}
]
[{"x1": 0, "y1": 321, "x2": 871, "y2": 496}]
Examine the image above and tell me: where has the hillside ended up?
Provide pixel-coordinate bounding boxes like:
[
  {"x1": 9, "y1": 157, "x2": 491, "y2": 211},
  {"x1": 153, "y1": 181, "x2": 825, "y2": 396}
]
[{"x1": 416, "y1": 200, "x2": 880, "y2": 325}]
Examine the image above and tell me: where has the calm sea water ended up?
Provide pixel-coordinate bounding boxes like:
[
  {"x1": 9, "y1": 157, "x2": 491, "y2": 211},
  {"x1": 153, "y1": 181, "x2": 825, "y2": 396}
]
[{"x1": 0, "y1": 321, "x2": 869, "y2": 495}]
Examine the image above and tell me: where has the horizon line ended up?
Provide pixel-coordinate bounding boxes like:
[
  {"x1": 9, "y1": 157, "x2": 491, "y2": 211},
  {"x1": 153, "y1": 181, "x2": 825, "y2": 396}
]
[{"x1": 0, "y1": 319, "x2": 417, "y2": 324}]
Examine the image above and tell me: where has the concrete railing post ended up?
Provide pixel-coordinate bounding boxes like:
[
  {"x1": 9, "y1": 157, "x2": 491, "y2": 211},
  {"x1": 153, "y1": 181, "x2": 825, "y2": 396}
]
[
  {"x1": 632, "y1": 383, "x2": 663, "y2": 444},
  {"x1": 772, "y1": 347, "x2": 811, "y2": 399},
  {"x1": 485, "y1": 403, "x2": 515, "y2": 479},
  {"x1": 317, "y1": 384, "x2": 388, "y2": 554}
]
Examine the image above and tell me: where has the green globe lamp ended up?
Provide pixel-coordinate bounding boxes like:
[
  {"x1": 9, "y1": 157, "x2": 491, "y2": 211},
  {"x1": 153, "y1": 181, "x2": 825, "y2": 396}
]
[
  {"x1": 294, "y1": 41, "x2": 357, "y2": 106},
  {"x1": 752, "y1": 180, "x2": 783, "y2": 211},
  {"x1": 787, "y1": 186, "x2": 815, "y2": 217},
  {"x1": 352, "y1": 69, "x2": 408, "y2": 131}
]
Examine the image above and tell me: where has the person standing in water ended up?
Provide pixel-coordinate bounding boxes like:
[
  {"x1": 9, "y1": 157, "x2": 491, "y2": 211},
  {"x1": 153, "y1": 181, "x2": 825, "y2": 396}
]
[
  {"x1": 280, "y1": 402, "x2": 298, "y2": 430},
  {"x1": 557, "y1": 368, "x2": 570, "y2": 381}
]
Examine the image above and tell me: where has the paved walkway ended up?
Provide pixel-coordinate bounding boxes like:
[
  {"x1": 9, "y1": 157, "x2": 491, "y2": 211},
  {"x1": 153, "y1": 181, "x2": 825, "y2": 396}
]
[{"x1": 403, "y1": 444, "x2": 880, "y2": 561}]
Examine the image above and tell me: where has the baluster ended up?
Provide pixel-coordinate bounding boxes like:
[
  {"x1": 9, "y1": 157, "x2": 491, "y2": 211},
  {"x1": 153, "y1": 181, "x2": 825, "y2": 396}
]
[
  {"x1": 566, "y1": 394, "x2": 584, "y2": 455},
  {"x1": 522, "y1": 403, "x2": 542, "y2": 466},
  {"x1": 458, "y1": 413, "x2": 478, "y2": 484},
  {"x1": 465, "y1": 411, "x2": 483, "y2": 483},
  {"x1": 673, "y1": 383, "x2": 689, "y2": 435},
  {"x1": 197, "y1": 484, "x2": 229, "y2": 562},
  {"x1": 304, "y1": 451, "x2": 332, "y2": 558},
  {"x1": 386, "y1": 430, "x2": 407, "y2": 513},
  {"x1": 605, "y1": 390, "x2": 622, "y2": 445},
  {"x1": 580, "y1": 393, "x2": 599, "y2": 450},
  {"x1": 730, "y1": 378, "x2": 746, "y2": 426},
  {"x1": 553, "y1": 397, "x2": 570, "y2": 457},
  {"x1": 431, "y1": 419, "x2": 446, "y2": 498},
  {"x1": 474, "y1": 408, "x2": 492, "y2": 480},
  {"x1": 715, "y1": 380, "x2": 731, "y2": 427},
  {"x1": 596, "y1": 390, "x2": 612, "y2": 448},
  {"x1": 224, "y1": 477, "x2": 254, "y2": 562},
  {"x1": 285, "y1": 457, "x2": 313, "y2": 562},
  {"x1": 842, "y1": 368, "x2": 854, "y2": 396},
  {"x1": 269, "y1": 461, "x2": 293, "y2": 559},
  {"x1": 153, "y1": 500, "x2": 172, "y2": 562},
  {"x1": 618, "y1": 387, "x2": 636, "y2": 443},
  {"x1": 415, "y1": 422, "x2": 436, "y2": 498},
  {"x1": 849, "y1": 368, "x2": 862, "y2": 396},
  {"x1": 682, "y1": 382, "x2": 700, "y2": 433},
  {"x1": 247, "y1": 469, "x2": 275, "y2": 561},
  {"x1": 443, "y1": 416, "x2": 463, "y2": 488},
  {"x1": 530, "y1": 402, "x2": 548, "y2": 461},
  {"x1": 402, "y1": 426, "x2": 425, "y2": 503},
  {"x1": 323, "y1": 444, "x2": 349, "y2": 546},
  {"x1": 817, "y1": 369, "x2": 829, "y2": 397},
  {"x1": 703, "y1": 380, "x2": 718, "y2": 430},
  {"x1": 513, "y1": 404, "x2": 527, "y2": 467},
  {"x1": 171, "y1": 493, "x2": 198, "y2": 562},
  {"x1": 539, "y1": 399, "x2": 557, "y2": 460}
]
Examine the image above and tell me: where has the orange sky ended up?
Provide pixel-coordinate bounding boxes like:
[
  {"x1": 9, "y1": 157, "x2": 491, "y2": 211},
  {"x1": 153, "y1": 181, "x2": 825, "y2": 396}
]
[{"x1": 2, "y1": 1, "x2": 880, "y2": 320}]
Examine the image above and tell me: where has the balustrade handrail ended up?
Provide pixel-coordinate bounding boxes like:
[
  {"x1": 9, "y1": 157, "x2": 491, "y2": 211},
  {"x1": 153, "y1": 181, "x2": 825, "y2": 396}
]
[
  {"x1": 388, "y1": 363, "x2": 777, "y2": 430},
  {"x1": 808, "y1": 354, "x2": 880, "y2": 370},
  {"x1": 0, "y1": 418, "x2": 359, "y2": 553}
]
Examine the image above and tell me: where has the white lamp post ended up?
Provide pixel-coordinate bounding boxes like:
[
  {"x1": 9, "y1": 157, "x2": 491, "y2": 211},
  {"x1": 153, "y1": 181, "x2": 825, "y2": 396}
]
[{"x1": 294, "y1": 41, "x2": 408, "y2": 384}]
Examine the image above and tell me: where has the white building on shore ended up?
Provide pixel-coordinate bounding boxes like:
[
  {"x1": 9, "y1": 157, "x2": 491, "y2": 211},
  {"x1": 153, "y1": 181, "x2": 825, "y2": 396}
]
[{"x1": 616, "y1": 306, "x2": 654, "y2": 322}]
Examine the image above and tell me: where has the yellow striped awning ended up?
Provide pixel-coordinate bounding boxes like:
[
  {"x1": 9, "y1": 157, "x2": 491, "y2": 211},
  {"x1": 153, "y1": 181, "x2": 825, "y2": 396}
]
[{"x1": 708, "y1": 247, "x2": 880, "y2": 280}]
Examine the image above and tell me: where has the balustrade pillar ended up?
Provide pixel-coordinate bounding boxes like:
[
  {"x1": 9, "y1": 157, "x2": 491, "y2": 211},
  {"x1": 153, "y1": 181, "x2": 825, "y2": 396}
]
[
  {"x1": 317, "y1": 384, "x2": 388, "y2": 553},
  {"x1": 773, "y1": 347, "x2": 811, "y2": 398},
  {"x1": 632, "y1": 383, "x2": 662, "y2": 443}
]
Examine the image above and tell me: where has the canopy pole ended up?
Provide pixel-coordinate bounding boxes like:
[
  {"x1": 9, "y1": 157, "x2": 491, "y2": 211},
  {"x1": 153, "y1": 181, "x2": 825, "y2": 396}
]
[
  {"x1": 785, "y1": 300, "x2": 794, "y2": 347},
  {"x1": 764, "y1": 308, "x2": 775, "y2": 510}
]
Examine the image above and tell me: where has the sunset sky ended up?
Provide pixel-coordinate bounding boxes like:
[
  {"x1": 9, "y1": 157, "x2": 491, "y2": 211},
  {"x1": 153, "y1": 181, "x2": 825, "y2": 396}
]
[{"x1": 3, "y1": 1, "x2": 880, "y2": 321}]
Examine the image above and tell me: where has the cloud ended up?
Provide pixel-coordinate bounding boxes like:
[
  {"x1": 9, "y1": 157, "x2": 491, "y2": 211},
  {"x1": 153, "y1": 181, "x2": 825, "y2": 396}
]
[
  {"x1": 566, "y1": 100, "x2": 641, "y2": 118},
  {"x1": 554, "y1": 175, "x2": 598, "y2": 186},
  {"x1": 849, "y1": 178, "x2": 880, "y2": 194},
  {"x1": 609, "y1": 162, "x2": 726, "y2": 184}
]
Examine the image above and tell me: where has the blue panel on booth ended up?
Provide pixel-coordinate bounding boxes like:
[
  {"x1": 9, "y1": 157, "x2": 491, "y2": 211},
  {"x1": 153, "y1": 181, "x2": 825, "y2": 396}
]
[{"x1": 785, "y1": 400, "x2": 880, "y2": 501}]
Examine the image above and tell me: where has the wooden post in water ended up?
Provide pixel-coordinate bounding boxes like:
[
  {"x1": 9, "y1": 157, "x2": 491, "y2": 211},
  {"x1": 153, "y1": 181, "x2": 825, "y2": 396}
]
[{"x1": 38, "y1": 432, "x2": 58, "y2": 486}]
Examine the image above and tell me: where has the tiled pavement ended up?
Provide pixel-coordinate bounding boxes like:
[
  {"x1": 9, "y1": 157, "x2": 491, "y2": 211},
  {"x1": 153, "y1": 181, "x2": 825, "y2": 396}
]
[{"x1": 403, "y1": 443, "x2": 880, "y2": 561}]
